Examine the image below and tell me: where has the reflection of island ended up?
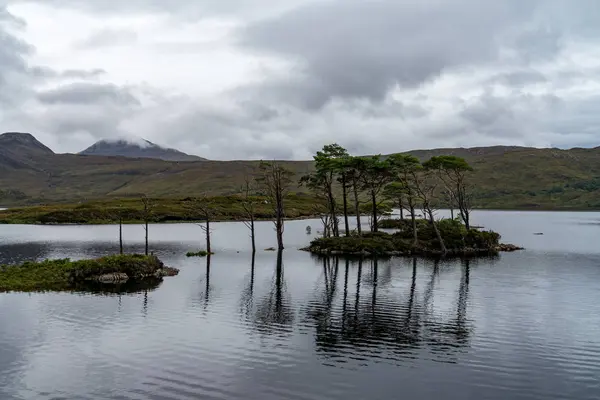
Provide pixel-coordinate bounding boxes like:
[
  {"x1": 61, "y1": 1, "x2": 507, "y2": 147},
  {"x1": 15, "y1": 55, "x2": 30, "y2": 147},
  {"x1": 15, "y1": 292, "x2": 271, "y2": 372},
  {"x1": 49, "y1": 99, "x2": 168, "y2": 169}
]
[
  {"x1": 74, "y1": 279, "x2": 163, "y2": 296},
  {"x1": 251, "y1": 251, "x2": 294, "y2": 335},
  {"x1": 307, "y1": 256, "x2": 474, "y2": 365}
]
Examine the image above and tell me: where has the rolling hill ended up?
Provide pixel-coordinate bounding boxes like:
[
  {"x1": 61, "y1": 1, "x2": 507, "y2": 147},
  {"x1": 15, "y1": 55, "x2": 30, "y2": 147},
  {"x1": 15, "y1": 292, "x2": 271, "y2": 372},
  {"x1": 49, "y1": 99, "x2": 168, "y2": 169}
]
[{"x1": 1, "y1": 132, "x2": 600, "y2": 209}]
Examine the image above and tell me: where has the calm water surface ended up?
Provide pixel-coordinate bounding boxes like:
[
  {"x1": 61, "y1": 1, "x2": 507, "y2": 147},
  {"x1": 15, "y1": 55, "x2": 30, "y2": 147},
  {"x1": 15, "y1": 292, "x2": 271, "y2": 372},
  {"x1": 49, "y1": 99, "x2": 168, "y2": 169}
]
[{"x1": 1, "y1": 211, "x2": 600, "y2": 400}]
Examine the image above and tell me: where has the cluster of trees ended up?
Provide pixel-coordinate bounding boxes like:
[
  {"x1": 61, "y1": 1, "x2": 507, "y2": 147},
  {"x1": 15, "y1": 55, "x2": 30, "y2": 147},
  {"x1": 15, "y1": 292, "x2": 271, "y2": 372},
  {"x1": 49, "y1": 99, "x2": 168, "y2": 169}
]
[
  {"x1": 301, "y1": 144, "x2": 474, "y2": 254},
  {"x1": 124, "y1": 144, "x2": 473, "y2": 256}
]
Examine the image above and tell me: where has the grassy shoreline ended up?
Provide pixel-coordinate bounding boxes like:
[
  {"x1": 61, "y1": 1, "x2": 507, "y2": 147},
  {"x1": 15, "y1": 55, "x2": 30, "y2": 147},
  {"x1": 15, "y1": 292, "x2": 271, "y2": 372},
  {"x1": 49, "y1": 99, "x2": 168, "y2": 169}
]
[
  {"x1": 0, "y1": 254, "x2": 179, "y2": 292},
  {"x1": 0, "y1": 194, "x2": 323, "y2": 225},
  {"x1": 1, "y1": 199, "x2": 599, "y2": 226}
]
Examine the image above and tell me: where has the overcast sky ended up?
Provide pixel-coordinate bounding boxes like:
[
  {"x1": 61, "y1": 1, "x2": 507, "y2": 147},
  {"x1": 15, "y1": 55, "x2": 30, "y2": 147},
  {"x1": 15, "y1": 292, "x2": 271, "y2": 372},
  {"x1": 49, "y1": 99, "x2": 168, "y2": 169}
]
[{"x1": 1, "y1": 0, "x2": 599, "y2": 159}]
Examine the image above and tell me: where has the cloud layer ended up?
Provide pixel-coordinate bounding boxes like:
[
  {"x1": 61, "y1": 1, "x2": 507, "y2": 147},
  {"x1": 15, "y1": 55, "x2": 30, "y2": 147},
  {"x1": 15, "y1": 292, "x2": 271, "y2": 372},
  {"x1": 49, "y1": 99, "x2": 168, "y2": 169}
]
[{"x1": 1, "y1": 0, "x2": 600, "y2": 159}]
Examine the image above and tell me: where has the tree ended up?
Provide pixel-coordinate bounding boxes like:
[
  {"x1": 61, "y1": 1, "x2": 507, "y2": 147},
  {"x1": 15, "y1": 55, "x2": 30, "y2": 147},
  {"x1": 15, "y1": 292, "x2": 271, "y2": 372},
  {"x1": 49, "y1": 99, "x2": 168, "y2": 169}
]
[
  {"x1": 141, "y1": 195, "x2": 152, "y2": 255},
  {"x1": 241, "y1": 174, "x2": 258, "y2": 253},
  {"x1": 299, "y1": 174, "x2": 332, "y2": 237},
  {"x1": 388, "y1": 154, "x2": 422, "y2": 246},
  {"x1": 118, "y1": 207, "x2": 124, "y2": 255},
  {"x1": 359, "y1": 156, "x2": 393, "y2": 232},
  {"x1": 425, "y1": 156, "x2": 474, "y2": 230},
  {"x1": 333, "y1": 156, "x2": 353, "y2": 236},
  {"x1": 311, "y1": 144, "x2": 349, "y2": 237},
  {"x1": 342, "y1": 156, "x2": 367, "y2": 235},
  {"x1": 413, "y1": 164, "x2": 447, "y2": 255},
  {"x1": 258, "y1": 161, "x2": 293, "y2": 250},
  {"x1": 195, "y1": 195, "x2": 214, "y2": 254},
  {"x1": 383, "y1": 182, "x2": 406, "y2": 220}
]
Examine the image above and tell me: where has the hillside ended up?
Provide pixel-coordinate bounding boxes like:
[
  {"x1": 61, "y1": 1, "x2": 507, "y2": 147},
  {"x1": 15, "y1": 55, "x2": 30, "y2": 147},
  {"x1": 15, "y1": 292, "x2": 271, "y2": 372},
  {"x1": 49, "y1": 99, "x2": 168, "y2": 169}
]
[
  {"x1": 1, "y1": 132, "x2": 600, "y2": 209},
  {"x1": 80, "y1": 138, "x2": 206, "y2": 162}
]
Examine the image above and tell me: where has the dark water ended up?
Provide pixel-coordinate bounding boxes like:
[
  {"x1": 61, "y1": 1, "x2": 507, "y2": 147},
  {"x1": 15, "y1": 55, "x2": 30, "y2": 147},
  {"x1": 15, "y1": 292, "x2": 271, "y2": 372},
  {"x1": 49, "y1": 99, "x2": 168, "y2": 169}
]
[{"x1": 1, "y1": 211, "x2": 600, "y2": 400}]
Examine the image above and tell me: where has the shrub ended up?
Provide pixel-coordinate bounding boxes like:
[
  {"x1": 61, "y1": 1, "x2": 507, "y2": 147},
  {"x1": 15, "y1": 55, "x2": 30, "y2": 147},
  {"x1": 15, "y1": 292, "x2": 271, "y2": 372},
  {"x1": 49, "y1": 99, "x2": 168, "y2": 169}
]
[{"x1": 186, "y1": 250, "x2": 211, "y2": 257}]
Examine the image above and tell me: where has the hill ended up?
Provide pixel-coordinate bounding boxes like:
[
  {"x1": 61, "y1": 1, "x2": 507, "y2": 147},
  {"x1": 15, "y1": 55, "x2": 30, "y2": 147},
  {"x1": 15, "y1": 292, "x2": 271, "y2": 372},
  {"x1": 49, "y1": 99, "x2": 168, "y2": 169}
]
[
  {"x1": 79, "y1": 138, "x2": 206, "y2": 162},
  {"x1": 1, "y1": 132, "x2": 600, "y2": 209},
  {"x1": 0, "y1": 132, "x2": 54, "y2": 170}
]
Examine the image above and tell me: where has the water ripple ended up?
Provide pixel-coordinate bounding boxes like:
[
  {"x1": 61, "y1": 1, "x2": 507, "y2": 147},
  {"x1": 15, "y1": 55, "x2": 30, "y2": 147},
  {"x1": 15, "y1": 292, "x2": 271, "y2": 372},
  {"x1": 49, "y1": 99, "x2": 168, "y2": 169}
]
[{"x1": 2, "y1": 223, "x2": 600, "y2": 399}]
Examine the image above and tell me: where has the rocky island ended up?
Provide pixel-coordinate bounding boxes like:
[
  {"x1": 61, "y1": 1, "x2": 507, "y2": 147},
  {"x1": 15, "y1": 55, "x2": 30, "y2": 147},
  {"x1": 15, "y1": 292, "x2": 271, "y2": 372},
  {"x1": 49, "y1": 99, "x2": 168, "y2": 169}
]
[
  {"x1": 302, "y1": 218, "x2": 522, "y2": 257},
  {"x1": 0, "y1": 254, "x2": 179, "y2": 292}
]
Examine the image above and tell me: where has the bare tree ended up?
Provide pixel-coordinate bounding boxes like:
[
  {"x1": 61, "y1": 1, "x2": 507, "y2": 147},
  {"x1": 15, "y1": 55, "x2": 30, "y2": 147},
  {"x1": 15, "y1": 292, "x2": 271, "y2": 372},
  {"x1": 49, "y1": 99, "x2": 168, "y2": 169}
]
[
  {"x1": 119, "y1": 210, "x2": 124, "y2": 255},
  {"x1": 141, "y1": 195, "x2": 152, "y2": 255},
  {"x1": 241, "y1": 174, "x2": 258, "y2": 254},
  {"x1": 195, "y1": 195, "x2": 214, "y2": 254},
  {"x1": 388, "y1": 154, "x2": 422, "y2": 247},
  {"x1": 412, "y1": 169, "x2": 447, "y2": 255},
  {"x1": 258, "y1": 161, "x2": 293, "y2": 250},
  {"x1": 425, "y1": 156, "x2": 474, "y2": 229}
]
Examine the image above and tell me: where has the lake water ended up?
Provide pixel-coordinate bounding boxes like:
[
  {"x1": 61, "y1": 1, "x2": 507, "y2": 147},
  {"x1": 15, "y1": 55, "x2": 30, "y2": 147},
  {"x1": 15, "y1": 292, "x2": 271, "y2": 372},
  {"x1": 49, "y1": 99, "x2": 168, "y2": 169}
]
[{"x1": 1, "y1": 211, "x2": 600, "y2": 400}]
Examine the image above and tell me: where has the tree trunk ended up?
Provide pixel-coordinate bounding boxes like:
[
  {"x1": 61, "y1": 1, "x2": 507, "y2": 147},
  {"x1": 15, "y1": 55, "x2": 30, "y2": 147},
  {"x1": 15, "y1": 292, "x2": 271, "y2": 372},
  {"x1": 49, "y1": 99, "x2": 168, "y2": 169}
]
[
  {"x1": 276, "y1": 204, "x2": 284, "y2": 250},
  {"x1": 450, "y1": 207, "x2": 454, "y2": 220},
  {"x1": 119, "y1": 217, "x2": 123, "y2": 255},
  {"x1": 427, "y1": 208, "x2": 446, "y2": 255},
  {"x1": 461, "y1": 209, "x2": 470, "y2": 230},
  {"x1": 399, "y1": 197, "x2": 404, "y2": 220},
  {"x1": 410, "y1": 205, "x2": 418, "y2": 247},
  {"x1": 144, "y1": 220, "x2": 148, "y2": 255},
  {"x1": 342, "y1": 174, "x2": 350, "y2": 236},
  {"x1": 327, "y1": 179, "x2": 339, "y2": 237},
  {"x1": 250, "y1": 217, "x2": 256, "y2": 253},
  {"x1": 371, "y1": 189, "x2": 378, "y2": 232},
  {"x1": 206, "y1": 218, "x2": 211, "y2": 254},
  {"x1": 353, "y1": 180, "x2": 362, "y2": 236}
]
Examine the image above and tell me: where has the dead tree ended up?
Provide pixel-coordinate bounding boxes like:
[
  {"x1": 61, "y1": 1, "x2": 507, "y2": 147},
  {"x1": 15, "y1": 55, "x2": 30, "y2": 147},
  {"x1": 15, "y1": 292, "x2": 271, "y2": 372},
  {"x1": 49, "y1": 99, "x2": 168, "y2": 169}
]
[
  {"x1": 412, "y1": 169, "x2": 447, "y2": 255},
  {"x1": 119, "y1": 213, "x2": 124, "y2": 255},
  {"x1": 241, "y1": 174, "x2": 258, "y2": 254},
  {"x1": 195, "y1": 195, "x2": 214, "y2": 254},
  {"x1": 141, "y1": 195, "x2": 152, "y2": 255},
  {"x1": 258, "y1": 161, "x2": 293, "y2": 251}
]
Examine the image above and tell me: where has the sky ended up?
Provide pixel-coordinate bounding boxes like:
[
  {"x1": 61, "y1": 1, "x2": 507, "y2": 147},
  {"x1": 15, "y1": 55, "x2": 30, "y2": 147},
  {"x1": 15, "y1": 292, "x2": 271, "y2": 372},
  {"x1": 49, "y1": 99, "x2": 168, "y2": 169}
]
[{"x1": 1, "y1": 0, "x2": 600, "y2": 160}]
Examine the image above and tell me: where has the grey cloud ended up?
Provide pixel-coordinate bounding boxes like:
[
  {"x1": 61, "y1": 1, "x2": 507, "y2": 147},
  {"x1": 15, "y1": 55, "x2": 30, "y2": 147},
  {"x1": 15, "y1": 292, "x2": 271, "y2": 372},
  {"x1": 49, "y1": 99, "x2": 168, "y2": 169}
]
[
  {"x1": 37, "y1": 83, "x2": 140, "y2": 105},
  {"x1": 27, "y1": 66, "x2": 106, "y2": 79},
  {"x1": 239, "y1": 0, "x2": 544, "y2": 109},
  {"x1": 458, "y1": 91, "x2": 562, "y2": 140},
  {"x1": 75, "y1": 28, "x2": 137, "y2": 49},
  {"x1": 12, "y1": 0, "x2": 310, "y2": 19},
  {"x1": 60, "y1": 68, "x2": 106, "y2": 78},
  {"x1": 0, "y1": 6, "x2": 35, "y2": 108},
  {"x1": 488, "y1": 69, "x2": 548, "y2": 87}
]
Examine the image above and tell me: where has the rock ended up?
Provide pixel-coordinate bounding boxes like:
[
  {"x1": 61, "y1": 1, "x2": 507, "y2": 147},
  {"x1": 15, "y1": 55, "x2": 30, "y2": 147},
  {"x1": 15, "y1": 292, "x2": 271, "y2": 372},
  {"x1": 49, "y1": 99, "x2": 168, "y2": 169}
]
[
  {"x1": 95, "y1": 273, "x2": 129, "y2": 283},
  {"x1": 154, "y1": 267, "x2": 179, "y2": 277},
  {"x1": 497, "y1": 243, "x2": 524, "y2": 252}
]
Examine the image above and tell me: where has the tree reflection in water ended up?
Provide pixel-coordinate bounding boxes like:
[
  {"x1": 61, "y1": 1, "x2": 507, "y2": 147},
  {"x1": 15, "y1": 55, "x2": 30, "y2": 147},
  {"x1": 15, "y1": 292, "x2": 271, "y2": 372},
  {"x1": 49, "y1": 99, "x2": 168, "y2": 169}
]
[
  {"x1": 252, "y1": 250, "x2": 294, "y2": 335},
  {"x1": 308, "y1": 256, "x2": 475, "y2": 366},
  {"x1": 239, "y1": 252, "x2": 256, "y2": 321}
]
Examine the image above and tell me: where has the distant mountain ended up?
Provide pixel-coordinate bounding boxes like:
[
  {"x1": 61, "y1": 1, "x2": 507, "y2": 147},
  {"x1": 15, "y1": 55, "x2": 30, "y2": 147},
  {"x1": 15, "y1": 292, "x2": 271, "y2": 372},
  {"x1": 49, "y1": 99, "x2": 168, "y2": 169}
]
[
  {"x1": 0, "y1": 132, "x2": 55, "y2": 171},
  {"x1": 79, "y1": 138, "x2": 206, "y2": 162}
]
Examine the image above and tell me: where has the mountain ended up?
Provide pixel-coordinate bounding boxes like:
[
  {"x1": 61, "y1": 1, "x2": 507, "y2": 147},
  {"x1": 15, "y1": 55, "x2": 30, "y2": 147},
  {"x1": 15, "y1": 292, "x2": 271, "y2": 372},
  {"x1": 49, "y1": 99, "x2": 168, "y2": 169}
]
[
  {"x1": 0, "y1": 132, "x2": 54, "y2": 170},
  {"x1": 79, "y1": 138, "x2": 206, "y2": 162},
  {"x1": 1, "y1": 133, "x2": 600, "y2": 209}
]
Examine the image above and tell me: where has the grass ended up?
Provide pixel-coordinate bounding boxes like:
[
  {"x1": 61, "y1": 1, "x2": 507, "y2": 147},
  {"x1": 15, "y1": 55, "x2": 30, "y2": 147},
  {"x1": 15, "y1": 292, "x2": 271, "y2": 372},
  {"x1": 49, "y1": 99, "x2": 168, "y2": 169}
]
[
  {"x1": 0, "y1": 194, "x2": 325, "y2": 224},
  {"x1": 0, "y1": 254, "x2": 178, "y2": 292},
  {"x1": 186, "y1": 250, "x2": 212, "y2": 257},
  {"x1": 304, "y1": 218, "x2": 518, "y2": 257}
]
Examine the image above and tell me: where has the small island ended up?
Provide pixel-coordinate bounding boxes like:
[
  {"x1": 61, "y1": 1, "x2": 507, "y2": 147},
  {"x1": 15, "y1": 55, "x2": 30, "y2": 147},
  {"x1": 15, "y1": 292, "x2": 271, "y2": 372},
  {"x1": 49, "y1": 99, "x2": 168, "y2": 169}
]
[
  {"x1": 302, "y1": 218, "x2": 522, "y2": 257},
  {"x1": 0, "y1": 254, "x2": 179, "y2": 293}
]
